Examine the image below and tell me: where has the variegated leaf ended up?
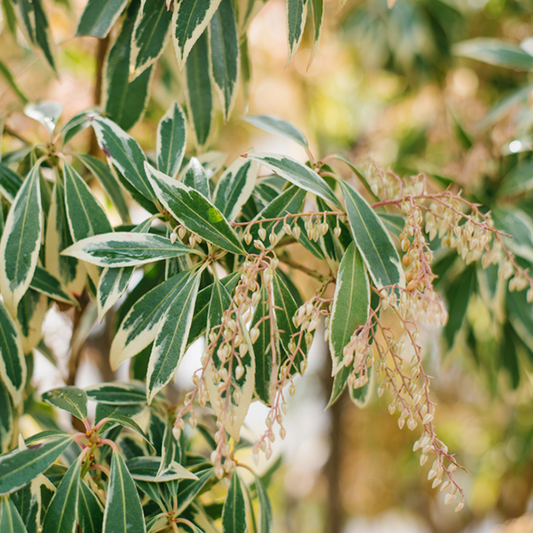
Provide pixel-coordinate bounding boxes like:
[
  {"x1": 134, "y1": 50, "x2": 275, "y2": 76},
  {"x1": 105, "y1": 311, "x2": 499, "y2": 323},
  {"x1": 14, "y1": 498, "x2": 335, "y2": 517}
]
[
  {"x1": 29, "y1": 266, "x2": 77, "y2": 307},
  {"x1": 131, "y1": 0, "x2": 173, "y2": 78},
  {"x1": 222, "y1": 472, "x2": 246, "y2": 533},
  {"x1": 157, "y1": 102, "x2": 187, "y2": 179},
  {"x1": 0, "y1": 163, "x2": 42, "y2": 315},
  {"x1": 0, "y1": 495, "x2": 27, "y2": 532},
  {"x1": 349, "y1": 367, "x2": 373, "y2": 408},
  {"x1": 339, "y1": 180, "x2": 402, "y2": 289},
  {"x1": 78, "y1": 480, "x2": 104, "y2": 533},
  {"x1": 110, "y1": 271, "x2": 191, "y2": 370},
  {"x1": 147, "y1": 272, "x2": 200, "y2": 403},
  {"x1": 286, "y1": 0, "x2": 307, "y2": 64},
  {"x1": 209, "y1": 0, "x2": 239, "y2": 121},
  {"x1": 76, "y1": 0, "x2": 128, "y2": 38},
  {"x1": 0, "y1": 163, "x2": 22, "y2": 203},
  {"x1": 329, "y1": 242, "x2": 369, "y2": 375},
  {"x1": 16, "y1": 289, "x2": 47, "y2": 354},
  {"x1": 145, "y1": 163, "x2": 245, "y2": 255},
  {"x1": 213, "y1": 158, "x2": 257, "y2": 221},
  {"x1": 0, "y1": 379, "x2": 14, "y2": 454},
  {"x1": 183, "y1": 157, "x2": 210, "y2": 199},
  {"x1": 243, "y1": 115, "x2": 308, "y2": 149},
  {"x1": 308, "y1": 0, "x2": 323, "y2": 64},
  {"x1": 172, "y1": 0, "x2": 222, "y2": 68}
]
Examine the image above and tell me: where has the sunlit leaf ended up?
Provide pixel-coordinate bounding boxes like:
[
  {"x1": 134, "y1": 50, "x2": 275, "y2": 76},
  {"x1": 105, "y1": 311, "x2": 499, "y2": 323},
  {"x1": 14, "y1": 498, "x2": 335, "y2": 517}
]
[{"x1": 41, "y1": 387, "x2": 87, "y2": 421}]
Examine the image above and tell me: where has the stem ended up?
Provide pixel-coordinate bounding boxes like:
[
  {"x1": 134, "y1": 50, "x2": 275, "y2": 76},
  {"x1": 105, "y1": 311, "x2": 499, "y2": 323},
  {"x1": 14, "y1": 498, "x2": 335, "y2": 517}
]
[
  {"x1": 89, "y1": 35, "x2": 110, "y2": 156},
  {"x1": 278, "y1": 257, "x2": 327, "y2": 281}
]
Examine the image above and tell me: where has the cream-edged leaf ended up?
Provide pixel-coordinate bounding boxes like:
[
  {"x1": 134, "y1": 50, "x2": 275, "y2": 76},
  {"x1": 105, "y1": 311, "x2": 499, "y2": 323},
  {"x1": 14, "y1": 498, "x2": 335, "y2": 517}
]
[{"x1": 157, "y1": 102, "x2": 187, "y2": 179}]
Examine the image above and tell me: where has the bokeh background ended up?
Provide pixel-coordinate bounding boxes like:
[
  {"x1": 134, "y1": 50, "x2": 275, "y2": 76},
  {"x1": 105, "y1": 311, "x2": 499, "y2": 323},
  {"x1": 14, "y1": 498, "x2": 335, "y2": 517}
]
[{"x1": 2, "y1": 0, "x2": 533, "y2": 531}]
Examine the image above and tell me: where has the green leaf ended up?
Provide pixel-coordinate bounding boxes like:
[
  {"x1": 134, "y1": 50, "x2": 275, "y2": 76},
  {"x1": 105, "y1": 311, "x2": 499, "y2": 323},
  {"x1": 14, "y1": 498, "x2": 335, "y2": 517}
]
[
  {"x1": 508, "y1": 289, "x2": 533, "y2": 355},
  {"x1": 63, "y1": 162, "x2": 113, "y2": 242},
  {"x1": 157, "y1": 102, "x2": 187, "y2": 179},
  {"x1": 0, "y1": 436, "x2": 72, "y2": 495},
  {"x1": 175, "y1": 468, "x2": 214, "y2": 515},
  {"x1": 127, "y1": 457, "x2": 197, "y2": 482},
  {"x1": 0, "y1": 163, "x2": 23, "y2": 203},
  {"x1": 78, "y1": 480, "x2": 104, "y2": 533},
  {"x1": 110, "y1": 271, "x2": 192, "y2": 369},
  {"x1": 499, "y1": 160, "x2": 533, "y2": 198},
  {"x1": 329, "y1": 154, "x2": 379, "y2": 202},
  {"x1": 444, "y1": 265, "x2": 475, "y2": 348},
  {"x1": 493, "y1": 208, "x2": 533, "y2": 264},
  {"x1": 0, "y1": 60, "x2": 28, "y2": 104},
  {"x1": 25, "y1": 102, "x2": 63, "y2": 138},
  {"x1": 29, "y1": 266, "x2": 77, "y2": 306},
  {"x1": 103, "y1": 414, "x2": 154, "y2": 451},
  {"x1": 272, "y1": 272, "x2": 299, "y2": 363},
  {"x1": 185, "y1": 31, "x2": 213, "y2": 148},
  {"x1": 501, "y1": 322, "x2": 520, "y2": 389},
  {"x1": 453, "y1": 38, "x2": 533, "y2": 71},
  {"x1": 339, "y1": 180, "x2": 402, "y2": 289},
  {"x1": 329, "y1": 242, "x2": 370, "y2": 375},
  {"x1": 76, "y1": 0, "x2": 127, "y2": 37},
  {"x1": 243, "y1": 185, "x2": 306, "y2": 253},
  {"x1": 145, "y1": 163, "x2": 245, "y2": 255},
  {"x1": 41, "y1": 387, "x2": 87, "y2": 421},
  {"x1": 103, "y1": 452, "x2": 146, "y2": 533},
  {"x1": 213, "y1": 158, "x2": 257, "y2": 222},
  {"x1": 0, "y1": 164, "x2": 42, "y2": 314},
  {"x1": 90, "y1": 115, "x2": 158, "y2": 208},
  {"x1": 308, "y1": 0, "x2": 323, "y2": 64},
  {"x1": 0, "y1": 495, "x2": 28, "y2": 532},
  {"x1": 45, "y1": 179, "x2": 86, "y2": 299},
  {"x1": 349, "y1": 366, "x2": 373, "y2": 408},
  {"x1": 41, "y1": 456, "x2": 81, "y2": 533},
  {"x1": 0, "y1": 297, "x2": 27, "y2": 407},
  {"x1": 183, "y1": 158, "x2": 210, "y2": 199},
  {"x1": 63, "y1": 232, "x2": 193, "y2": 268},
  {"x1": 222, "y1": 472, "x2": 246, "y2": 533},
  {"x1": 85, "y1": 382, "x2": 147, "y2": 405},
  {"x1": 253, "y1": 474, "x2": 272, "y2": 533},
  {"x1": 209, "y1": 0, "x2": 239, "y2": 121},
  {"x1": 104, "y1": 0, "x2": 153, "y2": 132},
  {"x1": 246, "y1": 154, "x2": 341, "y2": 208},
  {"x1": 0, "y1": 380, "x2": 14, "y2": 454},
  {"x1": 32, "y1": 0, "x2": 56, "y2": 72},
  {"x1": 131, "y1": 0, "x2": 173, "y2": 78},
  {"x1": 147, "y1": 272, "x2": 200, "y2": 403},
  {"x1": 243, "y1": 116, "x2": 308, "y2": 150},
  {"x1": 60, "y1": 110, "x2": 95, "y2": 147},
  {"x1": 286, "y1": 0, "x2": 307, "y2": 64},
  {"x1": 76, "y1": 154, "x2": 130, "y2": 224},
  {"x1": 16, "y1": 288, "x2": 47, "y2": 354},
  {"x1": 251, "y1": 282, "x2": 276, "y2": 405},
  {"x1": 172, "y1": 0, "x2": 221, "y2": 68}
]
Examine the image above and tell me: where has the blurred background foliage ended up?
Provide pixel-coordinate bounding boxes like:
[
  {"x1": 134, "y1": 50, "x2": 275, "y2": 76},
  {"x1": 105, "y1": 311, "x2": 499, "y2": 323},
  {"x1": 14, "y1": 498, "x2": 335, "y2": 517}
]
[{"x1": 2, "y1": 0, "x2": 533, "y2": 531}]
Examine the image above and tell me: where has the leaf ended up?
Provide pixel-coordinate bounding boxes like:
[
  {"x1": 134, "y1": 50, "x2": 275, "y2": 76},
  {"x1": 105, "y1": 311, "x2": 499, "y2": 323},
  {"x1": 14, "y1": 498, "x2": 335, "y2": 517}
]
[
  {"x1": 76, "y1": 0, "x2": 127, "y2": 37},
  {"x1": 501, "y1": 322, "x2": 520, "y2": 389},
  {"x1": 329, "y1": 242, "x2": 370, "y2": 375},
  {"x1": 444, "y1": 265, "x2": 475, "y2": 348},
  {"x1": 41, "y1": 387, "x2": 87, "y2": 421},
  {"x1": 243, "y1": 116, "x2": 308, "y2": 149},
  {"x1": 329, "y1": 154, "x2": 379, "y2": 201},
  {"x1": 145, "y1": 163, "x2": 245, "y2": 255},
  {"x1": 78, "y1": 480, "x2": 104, "y2": 533},
  {"x1": 0, "y1": 163, "x2": 42, "y2": 314},
  {"x1": 0, "y1": 436, "x2": 72, "y2": 495},
  {"x1": 147, "y1": 272, "x2": 201, "y2": 403},
  {"x1": 453, "y1": 38, "x2": 533, "y2": 71},
  {"x1": 0, "y1": 298, "x2": 26, "y2": 406},
  {"x1": 348, "y1": 366, "x2": 373, "y2": 408},
  {"x1": 60, "y1": 110, "x2": 95, "y2": 147},
  {"x1": 245, "y1": 153, "x2": 341, "y2": 208},
  {"x1": 76, "y1": 154, "x2": 130, "y2": 224},
  {"x1": 104, "y1": 0, "x2": 154, "y2": 132},
  {"x1": 253, "y1": 474, "x2": 272, "y2": 533},
  {"x1": 272, "y1": 272, "x2": 299, "y2": 360},
  {"x1": 286, "y1": 0, "x2": 307, "y2": 64},
  {"x1": 209, "y1": 0, "x2": 239, "y2": 121},
  {"x1": 499, "y1": 161, "x2": 533, "y2": 198},
  {"x1": 0, "y1": 495, "x2": 28, "y2": 532},
  {"x1": 0, "y1": 60, "x2": 28, "y2": 104},
  {"x1": 24, "y1": 102, "x2": 62, "y2": 137},
  {"x1": 339, "y1": 180, "x2": 402, "y2": 289},
  {"x1": 29, "y1": 266, "x2": 77, "y2": 306},
  {"x1": 0, "y1": 379, "x2": 14, "y2": 454},
  {"x1": 16, "y1": 289, "x2": 47, "y2": 354},
  {"x1": 126, "y1": 457, "x2": 197, "y2": 482},
  {"x1": 251, "y1": 282, "x2": 277, "y2": 405},
  {"x1": 41, "y1": 456, "x2": 81, "y2": 533},
  {"x1": 222, "y1": 472, "x2": 246, "y2": 533},
  {"x1": 213, "y1": 158, "x2": 257, "y2": 221},
  {"x1": 308, "y1": 0, "x2": 323, "y2": 65},
  {"x1": 0, "y1": 163, "x2": 23, "y2": 203},
  {"x1": 110, "y1": 271, "x2": 192, "y2": 369},
  {"x1": 85, "y1": 382, "x2": 147, "y2": 405},
  {"x1": 130, "y1": 0, "x2": 173, "y2": 77},
  {"x1": 243, "y1": 185, "x2": 306, "y2": 253},
  {"x1": 493, "y1": 208, "x2": 533, "y2": 264},
  {"x1": 103, "y1": 414, "x2": 154, "y2": 451},
  {"x1": 175, "y1": 468, "x2": 214, "y2": 515},
  {"x1": 157, "y1": 102, "x2": 187, "y2": 179},
  {"x1": 185, "y1": 31, "x2": 213, "y2": 148},
  {"x1": 63, "y1": 232, "x2": 193, "y2": 268},
  {"x1": 103, "y1": 452, "x2": 146, "y2": 533},
  {"x1": 183, "y1": 158, "x2": 210, "y2": 199},
  {"x1": 63, "y1": 162, "x2": 113, "y2": 242},
  {"x1": 90, "y1": 115, "x2": 158, "y2": 208},
  {"x1": 45, "y1": 180, "x2": 86, "y2": 298},
  {"x1": 172, "y1": 0, "x2": 221, "y2": 68}
]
